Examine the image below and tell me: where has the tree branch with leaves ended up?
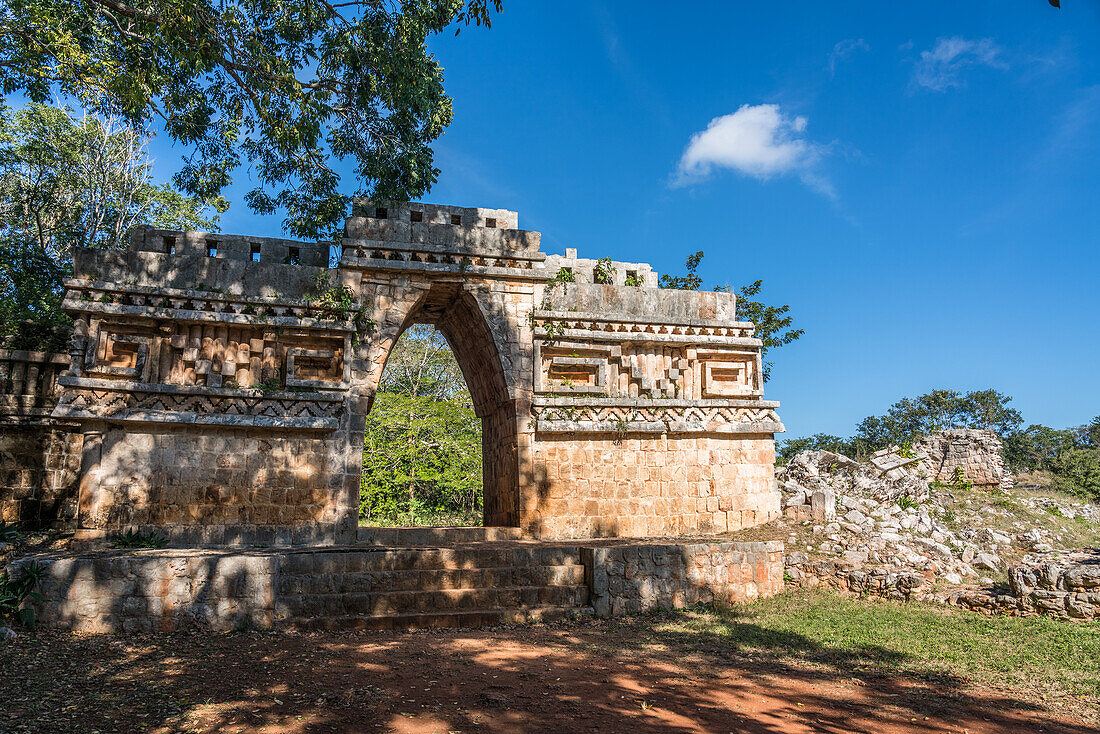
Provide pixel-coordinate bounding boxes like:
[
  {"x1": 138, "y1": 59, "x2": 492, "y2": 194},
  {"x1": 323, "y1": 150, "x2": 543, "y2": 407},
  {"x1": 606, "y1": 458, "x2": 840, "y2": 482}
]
[
  {"x1": 660, "y1": 250, "x2": 802, "y2": 381},
  {"x1": 1, "y1": 0, "x2": 501, "y2": 239}
]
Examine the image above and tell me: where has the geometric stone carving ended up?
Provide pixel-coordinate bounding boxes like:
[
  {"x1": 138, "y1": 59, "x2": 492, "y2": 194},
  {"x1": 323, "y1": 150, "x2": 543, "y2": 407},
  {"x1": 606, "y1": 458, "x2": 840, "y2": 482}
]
[
  {"x1": 699, "y1": 351, "x2": 759, "y2": 398},
  {"x1": 285, "y1": 348, "x2": 350, "y2": 389},
  {"x1": 52, "y1": 385, "x2": 342, "y2": 429},
  {"x1": 84, "y1": 329, "x2": 152, "y2": 382},
  {"x1": 535, "y1": 344, "x2": 609, "y2": 395}
]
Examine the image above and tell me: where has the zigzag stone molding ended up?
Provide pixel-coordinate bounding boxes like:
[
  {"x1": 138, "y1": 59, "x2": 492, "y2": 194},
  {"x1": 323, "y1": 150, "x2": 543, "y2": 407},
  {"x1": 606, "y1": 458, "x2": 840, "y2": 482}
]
[
  {"x1": 52, "y1": 380, "x2": 341, "y2": 430},
  {"x1": 532, "y1": 400, "x2": 783, "y2": 435}
]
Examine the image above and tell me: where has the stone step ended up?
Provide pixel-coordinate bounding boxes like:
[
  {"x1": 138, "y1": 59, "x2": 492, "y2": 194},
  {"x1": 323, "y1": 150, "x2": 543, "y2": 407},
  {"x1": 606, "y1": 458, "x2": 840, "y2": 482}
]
[
  {"x1": 278, "y1": 564, "x2": 587, "y2": 595},
  {"x1": 355, "y1": 526, "x2": 526, "y2": 546},
  {"x1": 281, "y1": 546, "x2": 585, "y2": 573},
  {"x1": 280, "y1": 584, "x2": 591, "y2": 617},
  {"x1": 282, "y1": 604, "x2": 595, "y2": 631}
]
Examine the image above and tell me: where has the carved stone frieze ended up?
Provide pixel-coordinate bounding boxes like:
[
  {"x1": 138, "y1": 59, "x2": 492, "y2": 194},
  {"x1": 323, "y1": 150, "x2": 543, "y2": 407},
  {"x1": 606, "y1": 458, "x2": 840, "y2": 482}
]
[{"x1": 53, "y1": 381, "x2": 342, "y2": 429}]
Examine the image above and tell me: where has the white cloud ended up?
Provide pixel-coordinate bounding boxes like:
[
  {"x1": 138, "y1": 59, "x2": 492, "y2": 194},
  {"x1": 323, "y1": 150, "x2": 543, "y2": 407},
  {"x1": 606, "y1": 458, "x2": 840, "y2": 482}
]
[
  {"x1": 674, "y1": 104, "x2": 828, "y2": 194},
  {"x1": 829, "y1": 38, "x2": 870, "y2": 76},
  {"x1": 912, "y1": 37, "x2": 1007, "y2": 91}
]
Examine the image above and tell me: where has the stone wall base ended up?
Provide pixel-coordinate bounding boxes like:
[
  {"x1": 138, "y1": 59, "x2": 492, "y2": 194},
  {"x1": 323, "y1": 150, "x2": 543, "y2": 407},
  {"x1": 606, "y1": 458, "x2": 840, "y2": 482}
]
[
  {"x1": 785, "y1": 554, "x2": 1100, "y2": 621},
  {"x1": 0, "y1": 425, "x2": 83, "y2": 528},
  {"x1": 585, "y1": 541, "x2": 784, "y2": 617},
  {"x1": 8, "y1": 539, "x2": 783, "y2": 633}
]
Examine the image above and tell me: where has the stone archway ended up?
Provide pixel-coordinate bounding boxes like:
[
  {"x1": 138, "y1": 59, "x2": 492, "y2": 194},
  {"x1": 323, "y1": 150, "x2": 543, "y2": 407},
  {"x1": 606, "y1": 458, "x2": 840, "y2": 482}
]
[
  {"x1": 50, "y1": 200, "x2": 786, "y2": 547},
  {"x1": 358, "y1": 282, "x2": 520, "y2": 528}
]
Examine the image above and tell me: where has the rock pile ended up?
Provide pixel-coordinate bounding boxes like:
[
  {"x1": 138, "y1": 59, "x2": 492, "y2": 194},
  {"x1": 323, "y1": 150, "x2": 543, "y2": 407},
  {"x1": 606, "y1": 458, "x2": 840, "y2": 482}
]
[
  {"x1": 947, "y1": 550, "x2": 1100, "y2": 620},
  {"x1": 774, "y1": 440, "x2": 1100, "y2": 620},
  {"x1": 779, "y1": 448, "x2": 1010, "y2": 590}
]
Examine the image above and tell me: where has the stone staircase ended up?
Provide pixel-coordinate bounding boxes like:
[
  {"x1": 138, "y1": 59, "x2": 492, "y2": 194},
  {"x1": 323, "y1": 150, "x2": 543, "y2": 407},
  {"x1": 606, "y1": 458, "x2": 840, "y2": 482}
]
[
  {"x1": 355, "y1": 526, "x2": 525, "y2": 546},
  {"x1": 275, "y1": 546, "x2": 592, "y2": 630}
]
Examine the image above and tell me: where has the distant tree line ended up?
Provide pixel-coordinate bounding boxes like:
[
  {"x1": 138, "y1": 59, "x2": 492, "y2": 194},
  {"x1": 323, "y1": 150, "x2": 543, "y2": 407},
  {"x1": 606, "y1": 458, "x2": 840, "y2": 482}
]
[{"x1": 778, "y1": 388, "x2": 1100, "y2": 500}]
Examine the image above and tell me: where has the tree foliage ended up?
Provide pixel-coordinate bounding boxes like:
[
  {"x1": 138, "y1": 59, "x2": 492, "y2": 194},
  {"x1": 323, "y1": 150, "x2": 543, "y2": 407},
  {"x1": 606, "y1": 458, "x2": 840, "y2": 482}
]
[
  {"x1": 660, "y1": 251, "x2": 802, "y2": 381},
  {"x1": 735, "y1": 279, "x2": 803, "y2": 382},
  {"x1": 851, "y1": 388, "x2": 1023, "y2": 454},
  {"x1": 0, "y1": 102, "x2": 220, "y2": 349},
  {"x1": 774, "y1": 433, "x2": 851, "y2": 465},
  {"x1": 1002, "y1": 424, "x2": 1081, "y2": 473},
  {"x1": 360, "y1": 391, "x2": 482, "y2": 525},
  {"x1": 378, "y1": 323, "x2": 466, "y2": 399},
  {"x1": 360, "y1": 325, "x2": 482, "y2": 526},
  {"x1": 0, "y1": 0, "x2": 500, "y2": 238},
  {"x1": 1002, "y1": 415, "x2": 1100, "y2": 499},
  {"x1": 1047, "y1": 448, "x2": 1100, "y2": 500},
  {"x1": 778, "y1": 388, "x2": 1024, "y2": 463}
]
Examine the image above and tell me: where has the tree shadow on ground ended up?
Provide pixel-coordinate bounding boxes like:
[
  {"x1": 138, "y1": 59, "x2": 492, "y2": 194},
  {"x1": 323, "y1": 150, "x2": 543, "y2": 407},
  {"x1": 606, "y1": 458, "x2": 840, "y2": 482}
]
[{"x1": 2, "y1": 603, "x2": 1097, "y2": 734}]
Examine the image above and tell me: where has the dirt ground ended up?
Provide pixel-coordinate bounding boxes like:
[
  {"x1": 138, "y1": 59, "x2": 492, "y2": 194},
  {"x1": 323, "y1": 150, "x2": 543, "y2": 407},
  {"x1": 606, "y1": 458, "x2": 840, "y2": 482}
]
[{"x1": 2, "y1": 614, "x2": 1096, "y2": 734}]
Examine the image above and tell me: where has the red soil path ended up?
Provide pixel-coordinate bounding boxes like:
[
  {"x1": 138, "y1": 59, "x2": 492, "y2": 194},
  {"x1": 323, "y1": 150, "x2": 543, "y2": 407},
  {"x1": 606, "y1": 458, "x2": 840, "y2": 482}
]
[{"x1": 2, "y1": 620, "x2": 1095, "y2": 734}]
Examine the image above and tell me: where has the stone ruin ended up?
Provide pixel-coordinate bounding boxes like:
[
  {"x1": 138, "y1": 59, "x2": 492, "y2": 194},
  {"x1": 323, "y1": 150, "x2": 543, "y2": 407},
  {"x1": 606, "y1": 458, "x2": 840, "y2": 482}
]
[
  {"x1": 775, "y1": 432, "x2": 1100, "y2": 621},
  {"x1": 0, "y1": 201, "x2": 785, "y2": 545},
  {"x1": 912, "y1": 428, "x2": 1014, "y2": 490}
]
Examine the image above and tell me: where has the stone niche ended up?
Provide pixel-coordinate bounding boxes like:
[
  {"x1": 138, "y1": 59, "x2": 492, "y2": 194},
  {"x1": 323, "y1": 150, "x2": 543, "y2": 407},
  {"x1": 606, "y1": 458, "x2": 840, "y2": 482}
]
[{"x1": 41, "y1": 203, "x2": 785, "y2": 546}]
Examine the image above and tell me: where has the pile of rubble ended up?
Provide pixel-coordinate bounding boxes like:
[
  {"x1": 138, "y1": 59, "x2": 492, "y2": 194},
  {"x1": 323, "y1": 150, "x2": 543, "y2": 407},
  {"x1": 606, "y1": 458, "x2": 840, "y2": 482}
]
[
  {"x1": 948, "y1": 549, "x2": 1100, "y2": 620},
  {"x1": 776, "y1": 440, "x2": 1100, "y2": 620},
  {"x1": 779, "y1": 448, "x2": 1011, "y2": 588}
]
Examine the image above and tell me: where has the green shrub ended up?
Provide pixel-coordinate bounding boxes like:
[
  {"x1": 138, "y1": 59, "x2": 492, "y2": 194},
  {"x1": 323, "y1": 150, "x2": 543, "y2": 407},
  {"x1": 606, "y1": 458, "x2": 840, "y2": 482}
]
[
  {"x1": 1048, "y1": 448, "x2": 1100, "y2": 501},
  {"x1": 109, "y1": 529, "x2": 167, "y2": 548},
  {"x1": 0, "y1": 561, "x2": 44, "y2": 628},
  {"x1": 896, "y1": 496, "x2": 919, "y2": 511},
  {"x1": 592, "y1": 257, "x2": 616, "y2": 285},
  {"x1": 0, "y1": 520, "x2": 20, "y2": 543}
]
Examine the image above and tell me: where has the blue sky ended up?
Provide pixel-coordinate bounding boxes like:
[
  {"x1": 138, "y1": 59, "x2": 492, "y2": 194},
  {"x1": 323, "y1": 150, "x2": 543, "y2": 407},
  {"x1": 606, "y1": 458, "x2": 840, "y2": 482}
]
[{"x1": 144, "y1": 1, "x2": 1100, "y2": 439}]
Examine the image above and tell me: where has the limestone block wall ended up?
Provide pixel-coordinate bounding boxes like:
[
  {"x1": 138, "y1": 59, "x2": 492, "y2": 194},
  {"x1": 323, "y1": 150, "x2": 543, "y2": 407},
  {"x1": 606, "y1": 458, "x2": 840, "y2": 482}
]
[
  {"x1": 914, "y1": 429, "x2": 1014, "y2": 489},
  {"x1": 130, "y1": 225, "x2": 331, "y2": 267},
  {"x1": 585, "y1": 540, "x2": 784, "y2": 616},
  {"x1": 524, "y1": 279, "x2": 783, "y2": 538},
  {"x1": 543, "y1": 248, "x2": 659, "y2": 287},
  {"x1": 529, "y1": 435, "x2": 779, "y2": 538},
  {"x1": 0, "y1": 427, "x2": 83, "y2": 527},
  {"x1": 0, "y1": 350, "x2": 83, "y2": 527},
  {"x1": 77, "y1": 428, "x2": 344, "y2": 545}
]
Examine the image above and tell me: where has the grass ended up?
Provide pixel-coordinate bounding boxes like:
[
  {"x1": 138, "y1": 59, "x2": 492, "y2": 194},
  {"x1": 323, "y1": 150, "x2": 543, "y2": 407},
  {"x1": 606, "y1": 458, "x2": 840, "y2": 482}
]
[
  {"x1": 359, "y1": 510, "x2": 483, "y2": 528},
  {"x1": 624, "y1": 589, "x2": 1100, "y2": 710}
]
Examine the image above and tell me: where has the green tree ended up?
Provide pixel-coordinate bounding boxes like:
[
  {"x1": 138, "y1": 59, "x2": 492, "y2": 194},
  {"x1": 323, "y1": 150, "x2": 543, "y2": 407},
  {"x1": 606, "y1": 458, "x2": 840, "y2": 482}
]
[
  {"x1": 776, "y1": 433, "x2": 852, "y2": 466},
  {"x1": 1048, "y1": 448, "x2": 1100, "y2": 501},
  {"x1": 361, "y1": 325, "x2": 483, "y2": 525},
  {"x1": 1, "y1": 0, "x2": 499, "y2": 238},
  {"x1": 1002, "y1": 424, "x2": 1079, "y2": 473},
  {"x1": 660, "y1": 251, "x2": 802, "y2": 381},
  {"x1": 0, "y1": 102, "x2": 221, "y2": 349},
  {"x1": 378, "y1": 323, "x2": 466, "y2": 400},
  {"x1": 1076, "y1": 416, "x2": 1100, "y2": 449},
  {"x1": 735, "y1": 279, "x2": 804, "y2": 382},
  {"x1": 658, "y1": 250, "x2": 705, "y2": 291},
  {"x1": 360, "y1": 393, "x2": 482, "y2": 525}
]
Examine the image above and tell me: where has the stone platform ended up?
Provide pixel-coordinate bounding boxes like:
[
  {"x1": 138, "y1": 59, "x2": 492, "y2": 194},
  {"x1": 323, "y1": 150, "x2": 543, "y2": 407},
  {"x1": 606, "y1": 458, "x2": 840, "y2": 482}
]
[{"x1": 9, "y1": 537, "x2": 784, "y2": 633}]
